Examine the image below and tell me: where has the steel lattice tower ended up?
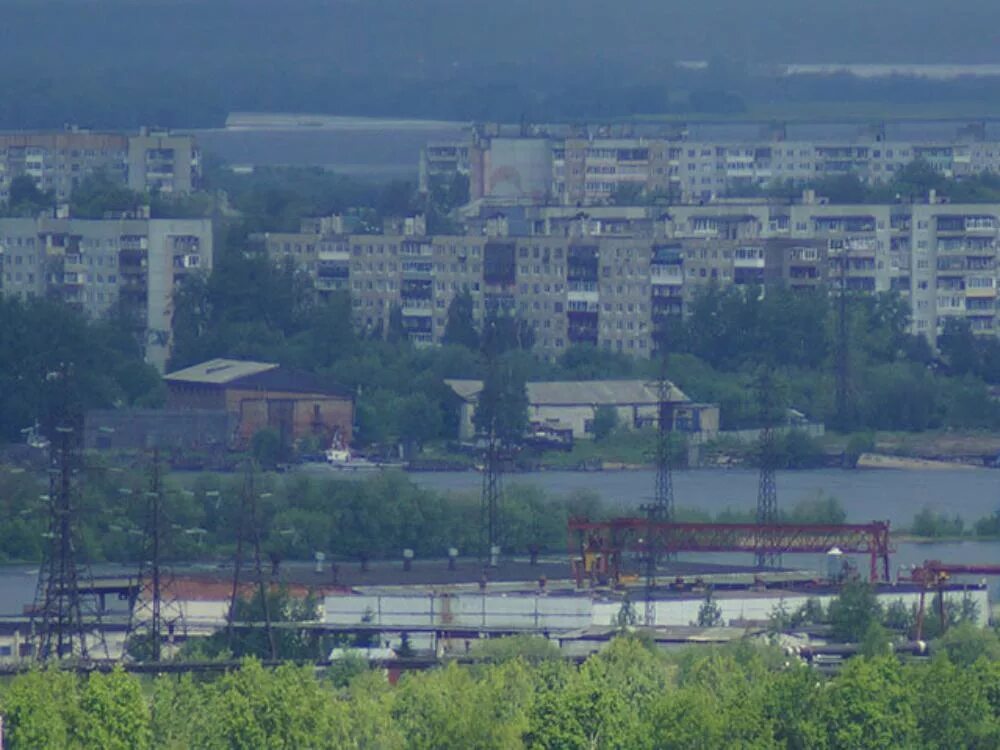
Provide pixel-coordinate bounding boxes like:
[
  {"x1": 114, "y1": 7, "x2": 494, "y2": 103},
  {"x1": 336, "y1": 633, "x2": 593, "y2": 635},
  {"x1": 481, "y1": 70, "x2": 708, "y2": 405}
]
[
  {"x1": 126, "y1": 448, "x2": 184, "y2": 661},
  {"x1": 481, "y1": 434, "x2": 503, "y2": 568},
  {"x1": 755, "y1": 368, "x2": 780, "y2": 568},
  {"x1": 479, "y1": 320, "x2": 505, "y2": 569},
  {"x1": 641, "y1": 503, "x2": 658, "y2": 627},
  {"x1": 835, "y1": 248, "x2": 852, "y2": 431},
  {"x1": 32, "y1": 423, "x2": 106, "y2": 660},
  {"x1": 655, "y1": 366, "x2": 675, "y2": 523},
  {"x1": 226, "y1": 462, "x2": 276, "y2": 659}
]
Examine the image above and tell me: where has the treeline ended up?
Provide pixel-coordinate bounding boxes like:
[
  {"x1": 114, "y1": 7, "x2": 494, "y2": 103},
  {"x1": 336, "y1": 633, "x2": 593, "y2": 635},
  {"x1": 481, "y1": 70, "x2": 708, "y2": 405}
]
[
  {"x1": 0, "y1": 467, "x2": 598, "y2": 564},
  {"x1": 0, "y1": 296, "x2": 163, "y2": 443},
  {"x1": 6, "y1": 634, "x2": 1000, "y2": 749},
  {"x1": 0, "y1": 466, "x2": 860, "y2": 565},
  {"x1": 6, "y1": 0, "x2": 1000, "y2": 128},
  {"x1": 735, "y1": 160, "x2": 1000, "y2": 205},
  {"x1": 665, "y1": 283, "x2": 1000, "y2": 432}
]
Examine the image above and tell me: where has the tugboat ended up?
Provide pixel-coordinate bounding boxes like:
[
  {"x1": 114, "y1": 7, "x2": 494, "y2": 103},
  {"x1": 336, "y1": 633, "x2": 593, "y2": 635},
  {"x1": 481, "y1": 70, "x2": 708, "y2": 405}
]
[{"x1": 324, "y1": 438, "x2": 380, "y2": 472}]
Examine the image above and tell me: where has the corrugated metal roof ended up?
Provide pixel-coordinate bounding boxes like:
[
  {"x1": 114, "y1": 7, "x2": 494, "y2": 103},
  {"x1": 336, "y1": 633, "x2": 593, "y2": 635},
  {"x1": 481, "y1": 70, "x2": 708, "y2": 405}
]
[
  {"x1": 445, "y1": 378, "x2": 688, "y2": 405},
  {"x1": 164, "y1": 358, "x2": 278, "y2": 385},
  {"x1": 527, "y1": 379, "x2": 687, "y2": 406}
]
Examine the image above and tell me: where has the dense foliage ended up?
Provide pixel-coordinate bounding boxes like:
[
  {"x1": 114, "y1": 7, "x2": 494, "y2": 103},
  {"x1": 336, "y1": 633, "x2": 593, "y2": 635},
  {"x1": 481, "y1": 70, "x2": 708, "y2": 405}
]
[
  {"x1": 0, "y1": 465, "x2": 891, "y2": 565},
  {"x1": 736, "y1": 160, "x2": 1000, "y2": 205},
  {"x1": 665, "y1": 283, "x2": 1000, "y2": 432},
  {"x1": 5, "y1": 636, "x2": 1000, "y2": 749},
  {"x1": 0, "y1": 296, "x2": 163, "y2": 442},
  {"x1": 0, "y1": 468, "x2": 603, "y2": 564}
]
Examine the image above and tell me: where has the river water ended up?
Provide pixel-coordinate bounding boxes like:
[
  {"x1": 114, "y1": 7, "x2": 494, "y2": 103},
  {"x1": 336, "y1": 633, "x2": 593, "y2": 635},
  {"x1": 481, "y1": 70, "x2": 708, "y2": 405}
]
[
  {"x1": 408, "y1": 467, "x2": 1000, "y2": 581},
  {"x1": 2, "y1": 468, "x2": 998, "y2": 615}
]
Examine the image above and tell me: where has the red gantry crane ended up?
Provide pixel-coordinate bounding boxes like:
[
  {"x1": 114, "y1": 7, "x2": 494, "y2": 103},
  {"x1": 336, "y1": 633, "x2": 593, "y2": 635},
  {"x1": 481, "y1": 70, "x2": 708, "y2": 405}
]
[
  {"x1": 568, "y1": 517, "x2": 893, "y2": 586},
  {"x1": 904, "y1": 560, "x2": 1000, "y2": 640}
]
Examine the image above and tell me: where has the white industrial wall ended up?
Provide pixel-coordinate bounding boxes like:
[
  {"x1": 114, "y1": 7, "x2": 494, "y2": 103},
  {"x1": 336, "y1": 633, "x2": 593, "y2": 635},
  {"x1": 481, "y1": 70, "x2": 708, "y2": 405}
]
[{"x1": 325, "y1": 588, "x2": 990, "y2": 632}]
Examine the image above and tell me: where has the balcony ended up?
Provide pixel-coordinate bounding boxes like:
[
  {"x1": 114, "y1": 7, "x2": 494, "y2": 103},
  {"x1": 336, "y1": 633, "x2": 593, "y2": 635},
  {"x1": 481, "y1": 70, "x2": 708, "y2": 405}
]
[
  {"x1": 401, "y1": 301, "x2": 433, "y2": 315},
  {"x1": 650, "y1": 266, "x2": 683, "y2": 285},
  {"x1": 315, "y1": 278, "x2": 347, "y2": 291},
  {"x1": 967, "y1": 286, "x2": 997, "y2": 299}
]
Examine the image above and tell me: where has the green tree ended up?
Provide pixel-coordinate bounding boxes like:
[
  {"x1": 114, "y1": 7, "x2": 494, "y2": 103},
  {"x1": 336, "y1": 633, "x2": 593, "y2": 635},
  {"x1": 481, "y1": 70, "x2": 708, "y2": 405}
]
[
  {"x1": 911, "y1": 654, "x2": 1000, "y2": 750},
  {"x1": 70, "y1": 171, "x2": 147, "y2": 219},
  {"x1": 937, "y1": 621, "x2": 1000, "y2": 667},
  {"x1": 0, "y1": 668, "x2": 82, "y2": 750},
  {"x1": 396, "y1": 392, "x2": 444, "y2": 449},
  {"x1": 250, "y1": 428, "x2": 284, "y2": 470},
  {"x1": 591, "y1": 405, "x2": 619, "y2": 441},
  {"x1": 76, "y1": 668, "x2": 152, "y2": 750},
  {"x1": 768, "y1": 665, "x2": 830, "y2": 750},
  {"x1": 5, "y1": 175, "x2": 54, "y2": 215},
  {"x1": 822, "y1": 656, "x2": 919, "y2": 750},
  {"x1": 938, "y1": 317, "x2": 981, "y2": 376},
  {"x1": 392, "y1": 660, "x2": 533, "y2": 750},
  {"x1": 386, "y1": 303, "x2": 407, "y2": 345},
  {"x1": 470, "y1": 635, "x2": 561, "y2": 663},
  {"x1": 828, "y1": 579, "x2": 883, "y2": 642},
  {"x1": 442, "y1": 291, "x2": 479, "y2": 350},
  {"x1": 474, "y1": 352, "x2": 529, "y2": 447},
  {"x1": 696, "y1": 588, "x2": 724, "y2": 627}
]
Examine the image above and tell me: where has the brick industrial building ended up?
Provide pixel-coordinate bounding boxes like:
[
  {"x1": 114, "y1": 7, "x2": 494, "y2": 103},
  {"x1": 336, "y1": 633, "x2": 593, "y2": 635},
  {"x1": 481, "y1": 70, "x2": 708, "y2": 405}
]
[{"x1": 164, "y1": 359, "x2": 354, "y2": 450}]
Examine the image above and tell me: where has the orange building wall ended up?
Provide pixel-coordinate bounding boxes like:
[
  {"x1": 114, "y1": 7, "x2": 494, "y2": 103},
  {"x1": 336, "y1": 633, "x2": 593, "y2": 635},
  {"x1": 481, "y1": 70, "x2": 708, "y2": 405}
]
[{"x1": 224, "y1": 388, "x2": 353, "y2": 449}]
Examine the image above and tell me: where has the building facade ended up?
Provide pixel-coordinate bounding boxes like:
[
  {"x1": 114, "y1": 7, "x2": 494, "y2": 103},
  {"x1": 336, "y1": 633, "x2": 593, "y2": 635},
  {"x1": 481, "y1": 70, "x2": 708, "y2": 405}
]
[
  {"x1": 431, "y1": 123, "x2": 1000, "y2": 206},
  {"x1": 0, "y1": 127, "x2": 200, "y2": 204},
  {"x1": 0, "y1": 214, "x2": 213, "y2": 369},
  {"x1": 164, "y1": 359, "x2": 354, "y2": 450},
  {"x1": 262, "y1": 195, "x2": 1000, "y2": 358},
  {"x1": 445, "y1": 378, "x2": 719, "y2": 440}
]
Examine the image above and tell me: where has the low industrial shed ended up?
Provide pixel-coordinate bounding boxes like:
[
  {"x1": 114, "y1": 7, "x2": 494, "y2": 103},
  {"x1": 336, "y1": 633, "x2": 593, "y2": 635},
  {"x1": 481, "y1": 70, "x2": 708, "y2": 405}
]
[{"x1": 446, "y1": 378, "x2": 719, "y2": 440}]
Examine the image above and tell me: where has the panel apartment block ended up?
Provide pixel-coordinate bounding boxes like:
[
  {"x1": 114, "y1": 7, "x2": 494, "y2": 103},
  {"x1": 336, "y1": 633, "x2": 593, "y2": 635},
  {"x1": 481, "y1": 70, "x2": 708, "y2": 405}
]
[
  {"x1": 443, "y1": 125, "x2": 1000, "y2": 206},
  {"x1": 0, "y1": 128, "x2": 200, "y2": 204},
  {"x1": 264, "y1": 199, "x2": 1000, "y2": 358},
  {"x1": 0, "y1": 216, "x2": 213, "y2": 369}
]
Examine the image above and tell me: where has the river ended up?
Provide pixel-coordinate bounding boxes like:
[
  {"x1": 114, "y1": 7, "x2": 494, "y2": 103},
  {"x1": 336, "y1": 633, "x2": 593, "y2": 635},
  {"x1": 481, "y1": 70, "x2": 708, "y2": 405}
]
[
  {"x1": 406, "y1": 467, "x2": 1000, "y2": 582},
  {"x1": 2, "y1": 467, "x2": 998, "y2": 616}
]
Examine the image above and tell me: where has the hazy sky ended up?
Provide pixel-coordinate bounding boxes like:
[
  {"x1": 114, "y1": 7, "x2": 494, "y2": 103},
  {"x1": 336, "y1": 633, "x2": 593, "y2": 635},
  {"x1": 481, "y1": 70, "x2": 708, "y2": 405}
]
[{"x1": 2, "y1": 1, "x2": 999, "y2": 128}]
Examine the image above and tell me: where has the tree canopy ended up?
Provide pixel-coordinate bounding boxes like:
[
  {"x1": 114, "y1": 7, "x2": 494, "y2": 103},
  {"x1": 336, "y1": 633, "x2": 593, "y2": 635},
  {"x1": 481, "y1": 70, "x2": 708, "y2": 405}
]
[{"x1": 5, "y1": 635, "x2": 1000, "y2": 749}]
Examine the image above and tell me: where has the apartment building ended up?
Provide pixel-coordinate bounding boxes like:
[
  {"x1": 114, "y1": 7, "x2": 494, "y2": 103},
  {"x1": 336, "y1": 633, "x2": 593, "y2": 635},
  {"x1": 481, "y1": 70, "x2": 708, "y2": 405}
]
[
  {"x1": 263, "y1": 195, "x2": 1000, "y2": 358},
  {"x1": 126, "y1": 128, "x2": 201, "y2": 195},
  {"x1": 0, "y1": 127, "x2": 200, "y2": 204},
  {"x1": 0, "y1": 214, "x2": 213, "y2": 369},
  {"x1": 441, "y1": 123, "x2": 1000, "y2": 207}
]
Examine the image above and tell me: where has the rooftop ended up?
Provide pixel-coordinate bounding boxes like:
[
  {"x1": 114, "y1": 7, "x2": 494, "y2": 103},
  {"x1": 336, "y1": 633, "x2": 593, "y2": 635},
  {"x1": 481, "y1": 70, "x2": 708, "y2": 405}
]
[
  {"x1": 165, "y1": 359, "x2": 351, "y2": 397},
  {"x1": 165, "y1": 358, "x2": 277, "y2": 385},
  {"x1": 446, "y1": 378, "x2": 688, "y2": 406}
]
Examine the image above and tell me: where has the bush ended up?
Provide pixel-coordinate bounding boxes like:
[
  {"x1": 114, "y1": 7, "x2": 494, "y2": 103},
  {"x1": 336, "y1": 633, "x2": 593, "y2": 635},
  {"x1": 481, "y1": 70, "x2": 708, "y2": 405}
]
[
  {"x1": 910, "y1": 507, "x2": 965, "y2": 538},
  {"x1": 591, "y1": 405, "x2": 619, "y2": 441},
  {"x1": 778, "y1": 429, "x2": 826, "y2": 469},
  {"x1": 843, "y1": 431, "x2": 876, "y2": 468}
]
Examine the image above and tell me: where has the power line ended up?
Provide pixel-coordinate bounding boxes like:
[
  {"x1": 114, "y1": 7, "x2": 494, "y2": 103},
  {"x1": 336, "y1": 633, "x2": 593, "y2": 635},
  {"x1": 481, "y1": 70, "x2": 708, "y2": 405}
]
[
  {"x1": 835, "y1": 246, "x2": 853, "y2": 431},
  {"x1": 31, "y1": 379, "x2": 107, "y2": 660},
  {"x1": 126, "y1": 447, "x2": 185, "y2": 661},
  {"x1": 654, "y1": 358, "x2": 675, "y2": 524},
  {"x1": 755, "y1": 367, "x2": 780, "y2": 568},
  {"x1": 480, "y1": 324, "x2": 504, "y2": 569},
  {"x1": 226, "y1": 462, "x2": 276, "y2": 659}
]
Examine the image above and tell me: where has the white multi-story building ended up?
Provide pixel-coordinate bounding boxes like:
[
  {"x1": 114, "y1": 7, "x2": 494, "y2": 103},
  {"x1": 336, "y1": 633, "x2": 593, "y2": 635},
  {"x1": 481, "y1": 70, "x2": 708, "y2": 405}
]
[
  {"x1": 261, "y1": 195, "x2": 1000, "y2": 358},
  {"x1": 0, "y1": 214, "x2": 213, "y2": 369},
  {"x1": 0, "y1": 127, "x2": 200, "y2": 204},
  {"x1": 444, "y1": 123, "x2": 1000, "y2": 206}
]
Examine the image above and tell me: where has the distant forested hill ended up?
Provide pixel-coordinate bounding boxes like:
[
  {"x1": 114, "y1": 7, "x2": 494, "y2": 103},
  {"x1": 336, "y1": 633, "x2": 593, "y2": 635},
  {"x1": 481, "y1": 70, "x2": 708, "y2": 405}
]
[{"x1": 2, "y1": 0, "x2": 1000, "y2": 129}]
